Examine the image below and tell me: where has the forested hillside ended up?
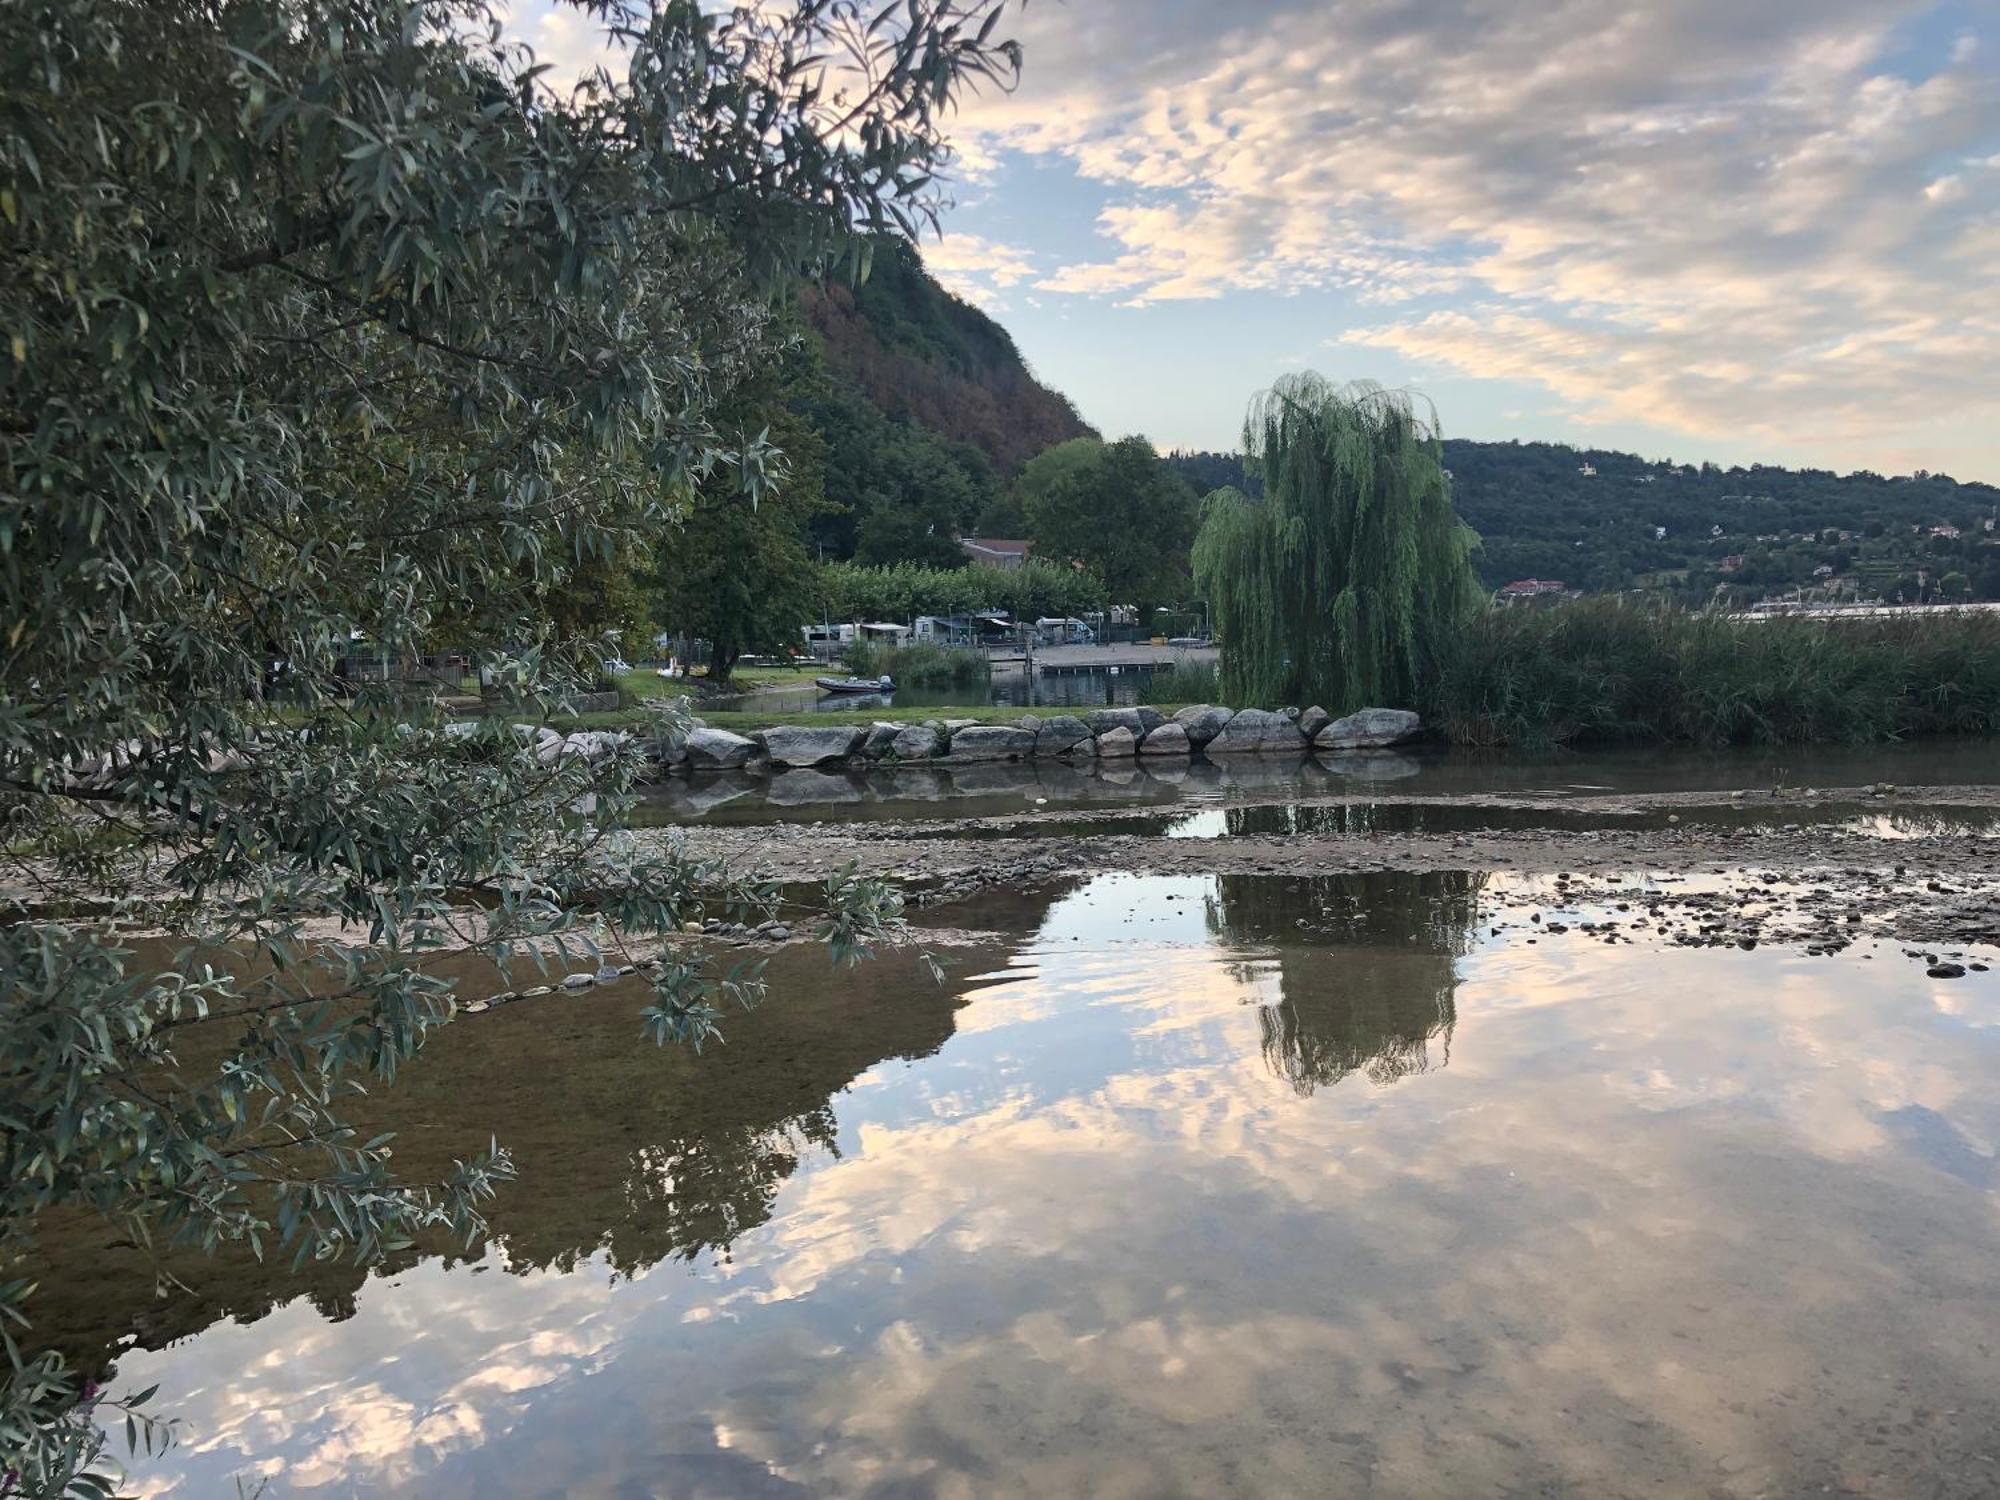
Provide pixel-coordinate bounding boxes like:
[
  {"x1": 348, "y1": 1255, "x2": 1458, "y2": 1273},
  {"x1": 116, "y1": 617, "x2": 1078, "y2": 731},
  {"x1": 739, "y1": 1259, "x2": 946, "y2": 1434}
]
[
  {"x1": 1167, "y1": 443, "x2": 2000, "y2": 600},
  {"x1": 795, "y1": 238, "x2": 1096, "y2": 566},
  {"x1": 806, "y1": 239, "x2": 1093, "y2": 472}
]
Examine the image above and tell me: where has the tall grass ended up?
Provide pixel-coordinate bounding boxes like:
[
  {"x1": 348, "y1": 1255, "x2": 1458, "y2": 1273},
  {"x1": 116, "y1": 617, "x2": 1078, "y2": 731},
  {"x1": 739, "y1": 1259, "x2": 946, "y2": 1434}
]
[
  {"x1": 1138, "y1": 660, "x2": 1220, "y2": 705},
  {"x1": 1427, "y1": 599, "x2": 2000, "y2": 749},
  {"x1": 841, "y1": 638, "x2": 992, "y2": 688}
]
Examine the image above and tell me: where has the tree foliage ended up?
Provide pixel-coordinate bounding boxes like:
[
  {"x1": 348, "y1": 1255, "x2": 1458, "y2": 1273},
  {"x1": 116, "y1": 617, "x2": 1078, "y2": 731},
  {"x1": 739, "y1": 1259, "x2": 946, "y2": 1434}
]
[
  {"x1": 652, "y1": 336, "x2": 827, "y2": 683},
  {"x1": 1192, "y1": 376, "x2": 1482, "y2": 710},
  {"x1": 1019, "y1": 436, "x2": 1197, "y2": 613},
  {"x1": 814, "y1": 558, "x2": 1107, "y2": 622},
  {"x1": 0, "y1": 0, "x2": 1017, "y2": 1487}
]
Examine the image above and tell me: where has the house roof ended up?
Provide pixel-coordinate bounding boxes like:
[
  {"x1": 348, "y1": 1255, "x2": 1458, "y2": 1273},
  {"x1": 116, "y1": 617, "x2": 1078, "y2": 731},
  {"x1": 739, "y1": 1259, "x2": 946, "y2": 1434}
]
[{"x1": 960, "y1": 537, "x2": 1032, "y2": 558}]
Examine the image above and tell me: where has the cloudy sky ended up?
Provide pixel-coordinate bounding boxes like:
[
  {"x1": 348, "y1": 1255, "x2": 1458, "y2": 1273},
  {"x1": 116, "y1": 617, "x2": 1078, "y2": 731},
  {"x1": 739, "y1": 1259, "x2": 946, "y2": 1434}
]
[{"x1": 512, "y1": 1, "x2": 2000, "y2": 480}]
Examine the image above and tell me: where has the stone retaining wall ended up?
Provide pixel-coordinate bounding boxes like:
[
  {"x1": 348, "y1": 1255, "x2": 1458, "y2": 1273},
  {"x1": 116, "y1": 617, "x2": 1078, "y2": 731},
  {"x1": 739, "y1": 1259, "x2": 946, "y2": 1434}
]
[{"x1": 663, "y1": 704, "x2": 1423, "y2": 775}]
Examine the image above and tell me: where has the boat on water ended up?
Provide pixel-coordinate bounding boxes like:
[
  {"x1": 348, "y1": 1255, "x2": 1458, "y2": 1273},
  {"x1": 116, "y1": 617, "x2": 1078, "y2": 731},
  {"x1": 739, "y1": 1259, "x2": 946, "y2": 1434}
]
[{"x1": 816, "y1": 674, "x2": 895, "y2": 695}]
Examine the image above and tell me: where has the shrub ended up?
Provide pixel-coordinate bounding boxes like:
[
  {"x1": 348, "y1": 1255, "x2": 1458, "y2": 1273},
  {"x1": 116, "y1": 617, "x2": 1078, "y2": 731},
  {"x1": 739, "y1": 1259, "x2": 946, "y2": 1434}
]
[
  {"x1": 842, "y1": 639, "x2": 992, "y2": 687},
  {"x1": 1426, "y1": 599, "x2": 2000, "y2": 748},
  {"x1": 1138, "y1": 660, "x2": 1220, "y2": 705}
]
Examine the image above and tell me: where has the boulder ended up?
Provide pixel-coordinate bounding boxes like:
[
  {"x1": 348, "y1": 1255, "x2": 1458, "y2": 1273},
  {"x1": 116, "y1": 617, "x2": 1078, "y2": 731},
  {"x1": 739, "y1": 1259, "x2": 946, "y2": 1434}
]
[
  {"x1": 860, "y1": 721, "x2": 907, "y2": 759},
  {"x1": 1298, "y1": 705, "x2": 1332, "y2": 741},
  {"x1": 1279, "y1": 706, "x2": 1302, "y2": 722},
  {"x1": 1087, "y1": 706, "x2": 1165, "y2": 738},
  {"x1": 1315, "y1": 707, "x2": 1422, "y2": 750},
  {"x1": 1171, "y1": 704, "x2": 1234, "y2": 747},
  {"x1": 890, "y1": 724, "x2": 943, "y2": 761},
  {"x1": 1137, "y1": 721, "x2": 1190, "y2": 757},
  {"x1": 756, "y1": 723, "x2": 865, "y2": 768},
  {"x1": 1208, "y1": 708, "x2": 1307, "y2": 756},
  {"x1": 684, "y1": 726, "x2": 758, "y2": 769},
  {"x1": 1096, "y1": 725, "x2": 1138, "y2": 758},
  {"x1": 1061, "y1": 730, "x2": 1098, "y2": 758},
  {"x1": 1033, "y1": 714, "x2": 1094, "y2": 756},
  {"x1": 949, "y1": 724, "x2": 1038, "y2": 761},
  {"x1": 1318, "y1": 750, "x2": 1421, "y2": 782},
  {"x1": 1016, "y1": 714, "x2": 1043, "y2": 734},
  {"x1": 766, "y1": 769, "x2": 865, "y2": 806}
]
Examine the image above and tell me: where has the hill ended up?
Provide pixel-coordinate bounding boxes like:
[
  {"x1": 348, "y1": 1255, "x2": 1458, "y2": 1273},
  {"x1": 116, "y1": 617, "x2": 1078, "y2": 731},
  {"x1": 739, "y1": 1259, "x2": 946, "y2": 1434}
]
[
  {"x1": 1165, "y1": 442, "x2": 2000, "y2": 603},
  {"x1": 805, "y1": 238, "x2": 1093, "y2": 473},
  {"x1": 796, "y1": 238, "x2": 1096, "y2": 568}
]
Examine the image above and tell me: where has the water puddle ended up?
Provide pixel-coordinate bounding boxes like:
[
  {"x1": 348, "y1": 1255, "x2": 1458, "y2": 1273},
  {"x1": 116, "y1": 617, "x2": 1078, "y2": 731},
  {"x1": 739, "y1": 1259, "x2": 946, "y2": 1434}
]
[
  {"x1": 43, "y1": 872, "x2": 2000, "y2": 1497},
  {"x1": 897, "y1": 799, "x2": 2000, "y2": 843}
]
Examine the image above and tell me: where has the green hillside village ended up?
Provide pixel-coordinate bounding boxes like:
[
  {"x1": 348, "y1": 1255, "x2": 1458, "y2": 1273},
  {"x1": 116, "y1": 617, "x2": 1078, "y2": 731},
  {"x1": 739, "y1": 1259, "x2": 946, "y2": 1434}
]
[{"x1": 6, "y1": 3, "x2": 2000, "y2": 1498}]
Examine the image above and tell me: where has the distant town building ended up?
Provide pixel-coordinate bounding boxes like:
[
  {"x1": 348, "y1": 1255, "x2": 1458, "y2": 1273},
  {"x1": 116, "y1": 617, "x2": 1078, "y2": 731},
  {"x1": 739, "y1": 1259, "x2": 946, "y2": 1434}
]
[
  {"x1": 1930, "y1": 524, "x2": 1961, "y2": 540},
  {"x1": 1497, "y1": 578, "x2": 1569, "y2": 603},
  {"x1": 1718, "y1": 555, "x2": 1745, "y2": 573},
  {"x1": 959, "y1": 537, "x2": 1032, "y2": 570},
  {"x1": 1577, "y1": 462, "x2": 1597, "y2": 477}
]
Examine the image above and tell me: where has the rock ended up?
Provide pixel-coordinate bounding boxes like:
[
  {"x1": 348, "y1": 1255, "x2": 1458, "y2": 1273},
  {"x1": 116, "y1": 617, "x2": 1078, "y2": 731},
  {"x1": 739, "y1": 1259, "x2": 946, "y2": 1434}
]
[
  {"x1": 1318, "y1": 750, "x2": 1421, "y2": 782},
  {"x1": 1016, "y1": 714, "x2": 1043, "y2": 734},
  {"x1": 1171, "y1": 704, "x2": 1235, "y2": 747},
  {"x1": 1298, "y1": 705, "x2": 1331, "y2": 740},
  {"x1": 756, "y1": 723, "x2": 865, "y2": 767},
  {"x1": 1033, "y1": 714, "x2": 1093, "y2": 756},
  {"x1": 766, "y1": 769, "x2": 864, "y2": 806},
  {"x1": 1096, "y1": 725, "x2": 1138, "y2": 757},
  {"x1": 561, "y1": 972, "x2": 594, "y2": 989},
  {"x1": 1279, "y1": 706, "x2": 1301, "y2": 722},
  {"x1": 1061, "y1": 730, "x2": 1099, "y2": 759},
  {"x1": 684, "y1": 726, "x2": 758, "y2": 769},
  {"x1": 1087, "y1": 706, "x2": 1165, "y2": 738},
  {"x1": 943, "y1": 718, "x2": 980, "y2": 732},
  {"x1": 1208, "y1": 707, "x2": 1307, "y2": 755},
  {"x1": 1315, "y1": 707, "x2": 1422, "y2": 750},
  {"x1": 1927, "y1": 962, "x2": 1967, "y2": 978},
  {"x1": 860, "y1": 721, "x2": 908, "y2": 759},
  {"x1": 948, "y1": 724, "x2": 1038, "y2": 761},
  {"x1": 890, "y1": 723, "x2": 943, "y2": 760},
  {"x1": 1137, "y1": 721, "x2": 1190, "y2": 757}
]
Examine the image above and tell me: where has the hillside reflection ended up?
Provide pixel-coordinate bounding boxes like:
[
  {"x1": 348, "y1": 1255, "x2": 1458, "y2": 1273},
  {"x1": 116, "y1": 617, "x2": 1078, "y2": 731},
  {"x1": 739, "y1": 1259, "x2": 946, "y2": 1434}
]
[
  {"x1": 1208, "y1": 871, "x2": 1484, "y2": 1095},
  {"x1": 31, "y1": 936, "x2": 1001, "y2": 1379}
]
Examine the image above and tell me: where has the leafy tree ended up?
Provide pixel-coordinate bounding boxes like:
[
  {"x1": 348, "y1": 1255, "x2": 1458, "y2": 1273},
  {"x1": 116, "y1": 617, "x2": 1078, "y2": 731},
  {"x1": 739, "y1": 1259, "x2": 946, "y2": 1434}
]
[
  {"x1": 652, "y1": 340, "x2": 826, "y2": 683},
  {"x1": 1192, "y1": 376, "x2": 1482, "y2": 710},
  {"x1": 0, "y1": 0, "x2": 1017, "y2": 1488},
  {"x1": 1019, "y1": 436, "x2": 1197, "y2": 613},
  {"x1": 815, "y1": 559, "x2": 1107, "y2": 622}
]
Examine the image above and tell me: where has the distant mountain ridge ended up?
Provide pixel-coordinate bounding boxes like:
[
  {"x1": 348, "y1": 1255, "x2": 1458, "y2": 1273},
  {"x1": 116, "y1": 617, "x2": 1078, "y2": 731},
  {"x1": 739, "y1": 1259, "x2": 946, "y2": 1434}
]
[{"x1": 1166, "y1": 442, "x2": 2000, "y2": 597}]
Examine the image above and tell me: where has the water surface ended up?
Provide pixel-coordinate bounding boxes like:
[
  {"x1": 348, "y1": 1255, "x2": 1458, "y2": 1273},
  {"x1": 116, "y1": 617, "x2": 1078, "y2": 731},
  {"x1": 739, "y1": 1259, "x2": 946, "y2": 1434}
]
[{"x1": 57, "y1": 871, "x2": 2000, "y2": 1498}]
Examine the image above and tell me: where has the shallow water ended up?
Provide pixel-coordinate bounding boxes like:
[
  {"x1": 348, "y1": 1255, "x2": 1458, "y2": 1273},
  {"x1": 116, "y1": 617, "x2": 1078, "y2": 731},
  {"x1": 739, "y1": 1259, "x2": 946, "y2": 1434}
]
[
  {"x1": 59, "y1": 869, "x2": 2000, "y2": 1498},
  {"x1": 635, "y1": 739, "x2": 2000, "y2": 828}
]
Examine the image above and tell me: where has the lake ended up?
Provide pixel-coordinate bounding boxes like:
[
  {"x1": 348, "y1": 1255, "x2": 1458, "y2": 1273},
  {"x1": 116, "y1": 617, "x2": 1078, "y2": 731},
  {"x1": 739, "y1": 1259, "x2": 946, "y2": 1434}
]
[{"x1": 47, "y1": 810, "x2": 2000, "y2": 1496}]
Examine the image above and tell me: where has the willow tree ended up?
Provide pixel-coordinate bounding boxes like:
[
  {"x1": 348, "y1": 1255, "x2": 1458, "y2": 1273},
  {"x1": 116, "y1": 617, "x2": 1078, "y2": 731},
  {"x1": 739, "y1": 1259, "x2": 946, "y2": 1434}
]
[{"x1": 1192, "y1": 376, "x2": 1481, "y2": 710}]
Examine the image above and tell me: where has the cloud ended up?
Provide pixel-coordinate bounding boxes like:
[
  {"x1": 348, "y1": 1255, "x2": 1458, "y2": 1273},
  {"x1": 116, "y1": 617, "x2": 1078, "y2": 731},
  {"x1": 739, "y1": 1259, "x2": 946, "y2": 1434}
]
[
  {"x1": 919, "y1": 231, "x2": 1043, "y2": 309},
  {"x1": 956, "y1": 0, "x2": 2000, "y2": 464}
]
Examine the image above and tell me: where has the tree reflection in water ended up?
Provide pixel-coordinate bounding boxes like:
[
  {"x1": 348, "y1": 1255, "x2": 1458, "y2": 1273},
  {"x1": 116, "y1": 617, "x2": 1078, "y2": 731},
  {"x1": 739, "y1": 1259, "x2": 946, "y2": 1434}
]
[{"x1": 1207, "y1": 870, "x2": 1485, "y2": 1095}]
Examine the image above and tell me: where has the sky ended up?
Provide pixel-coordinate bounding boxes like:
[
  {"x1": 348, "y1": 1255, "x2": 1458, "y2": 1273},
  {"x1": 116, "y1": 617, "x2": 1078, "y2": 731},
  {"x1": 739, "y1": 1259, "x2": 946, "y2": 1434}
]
[{"x1": 507, "y1": 1, "x2": 2000, "y2": 481}]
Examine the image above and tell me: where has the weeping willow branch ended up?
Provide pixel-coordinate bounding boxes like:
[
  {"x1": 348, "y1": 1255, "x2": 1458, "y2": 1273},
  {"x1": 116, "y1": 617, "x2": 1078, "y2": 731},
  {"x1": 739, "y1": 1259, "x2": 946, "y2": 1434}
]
[{"x1": 1192, "y1": 375, "x2": 1483, "y2": 712}]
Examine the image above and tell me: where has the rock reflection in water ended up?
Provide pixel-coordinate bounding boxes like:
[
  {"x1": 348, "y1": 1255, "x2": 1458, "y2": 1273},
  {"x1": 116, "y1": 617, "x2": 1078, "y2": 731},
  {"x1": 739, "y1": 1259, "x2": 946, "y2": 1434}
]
[{"x1": 1209, "y1": 870, "x2": 1481, "y2": 1094}]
